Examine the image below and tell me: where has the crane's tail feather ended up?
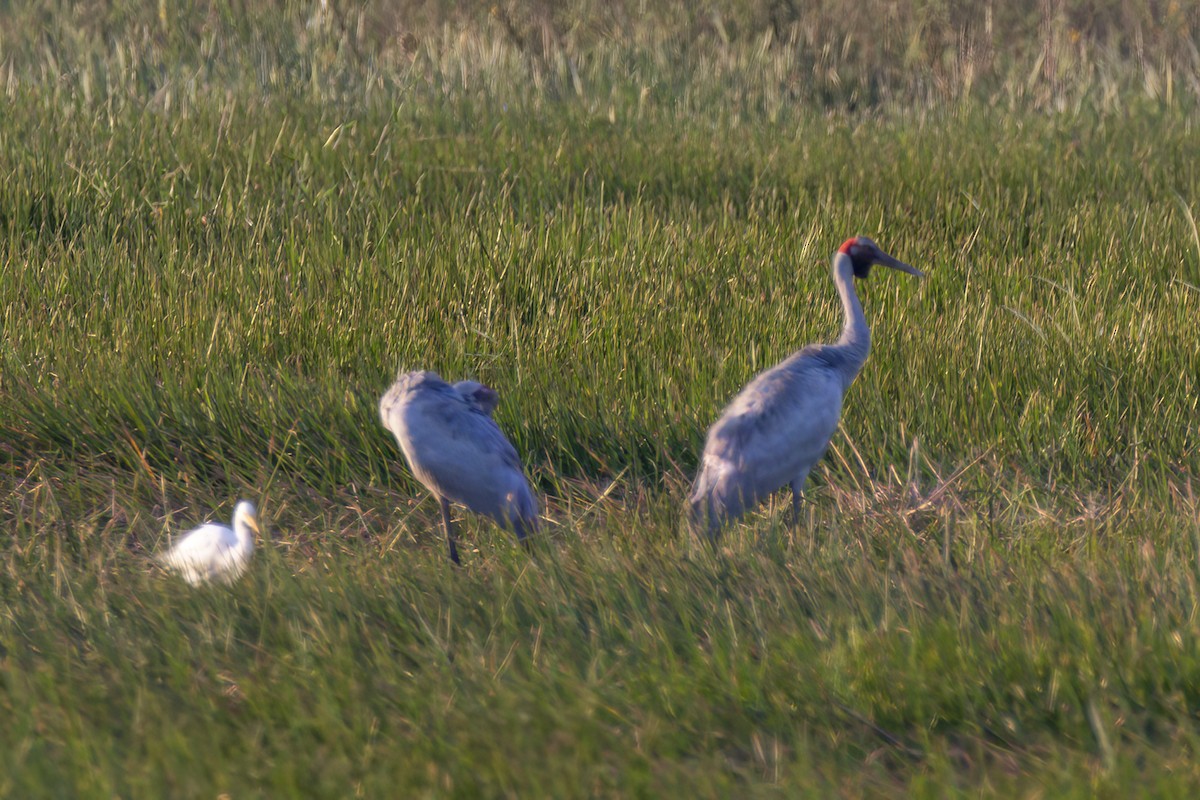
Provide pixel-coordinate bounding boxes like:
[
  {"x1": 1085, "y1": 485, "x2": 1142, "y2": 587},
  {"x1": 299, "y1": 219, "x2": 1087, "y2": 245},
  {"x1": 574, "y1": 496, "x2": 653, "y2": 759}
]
[{"x1": 503, "y1": 485, "x2": 540, "y2": 541}]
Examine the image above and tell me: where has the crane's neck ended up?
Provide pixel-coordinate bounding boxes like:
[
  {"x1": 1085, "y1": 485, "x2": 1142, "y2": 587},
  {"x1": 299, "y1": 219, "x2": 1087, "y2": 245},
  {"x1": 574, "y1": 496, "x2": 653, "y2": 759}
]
[{"x1": 831, "y1": 253, "x2": 870, "y2": 382}]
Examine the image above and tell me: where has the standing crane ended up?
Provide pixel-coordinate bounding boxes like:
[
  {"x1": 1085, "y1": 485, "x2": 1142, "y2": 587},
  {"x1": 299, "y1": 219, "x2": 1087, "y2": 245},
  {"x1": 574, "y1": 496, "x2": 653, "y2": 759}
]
[
  {"x1": 379, "y1": 370, "x2": 538, "y2": 564},
  {"x1": 689, "y1": 236, "x2": 923, "y2": 539}
]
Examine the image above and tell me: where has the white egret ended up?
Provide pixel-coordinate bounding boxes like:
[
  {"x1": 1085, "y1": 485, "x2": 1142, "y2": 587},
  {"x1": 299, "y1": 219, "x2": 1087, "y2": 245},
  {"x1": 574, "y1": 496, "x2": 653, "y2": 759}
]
[{"x1": 159, "y1": 500, "x2": 259, "y2": 586}]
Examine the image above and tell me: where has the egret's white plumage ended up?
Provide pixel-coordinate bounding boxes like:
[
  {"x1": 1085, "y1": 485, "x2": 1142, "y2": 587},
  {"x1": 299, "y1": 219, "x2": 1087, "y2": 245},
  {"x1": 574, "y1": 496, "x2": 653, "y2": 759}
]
[
  {"x1": 379, "y1": 370, "x2": 538, "y2": 564},
  {"x1": 689, "y1": 237, "x2": 923, "y2": 538},
  {"x1": 159, "y1": 500, "x2": 259, "y2": 586}
]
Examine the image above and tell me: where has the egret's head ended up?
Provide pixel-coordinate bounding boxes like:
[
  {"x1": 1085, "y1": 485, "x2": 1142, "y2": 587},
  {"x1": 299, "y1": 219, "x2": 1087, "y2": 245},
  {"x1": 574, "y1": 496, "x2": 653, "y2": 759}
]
[
  {"x1": 838, "y1": 236, "x2": 923, "y2": 280},
  {"x1": 234, "y1": 500, "x2": 260, "y2": 537}
]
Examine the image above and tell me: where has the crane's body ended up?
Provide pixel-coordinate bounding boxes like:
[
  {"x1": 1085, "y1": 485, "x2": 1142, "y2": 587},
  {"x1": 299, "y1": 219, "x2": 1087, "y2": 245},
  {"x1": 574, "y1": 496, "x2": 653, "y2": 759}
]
[
  {"x1": 159, "y1": 500, "x2": 259, "y2": 586},
  {"x1": 689, "y1": 237, "x2": 922, "y2": 538},
  {"x1": 379, "y1": 370, "x2": 538, "y2": 564}
]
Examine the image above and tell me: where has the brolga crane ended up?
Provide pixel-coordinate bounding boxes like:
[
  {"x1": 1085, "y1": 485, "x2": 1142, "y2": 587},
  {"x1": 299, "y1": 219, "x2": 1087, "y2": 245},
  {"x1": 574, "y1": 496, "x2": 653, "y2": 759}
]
[
  {"x1": 379, "y1": 371, "x2": 538, "y2": 564},
  {"x1": 689, "y1": 236, "x2": 923, "y2": 539}
]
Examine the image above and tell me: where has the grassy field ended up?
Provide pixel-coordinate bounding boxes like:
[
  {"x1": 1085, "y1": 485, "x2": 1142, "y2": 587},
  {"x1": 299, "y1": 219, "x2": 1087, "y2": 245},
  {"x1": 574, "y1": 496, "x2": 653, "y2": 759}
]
[{"x1": 4, "y1": 1, "x2": 1200, "y2": 796}]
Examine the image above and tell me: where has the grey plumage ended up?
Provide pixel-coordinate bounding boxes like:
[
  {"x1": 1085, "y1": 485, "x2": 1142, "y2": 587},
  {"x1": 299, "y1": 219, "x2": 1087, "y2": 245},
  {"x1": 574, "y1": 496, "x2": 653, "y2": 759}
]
[
  {"x1": 452, "y1": 380, "x2": 500, "y2": 416},
  {"x1": 379, "y1": 370, "x2": 538, "y2": 563},
  {"x1": 689, "y1": 237, "x2": 923, "y2": 538}
]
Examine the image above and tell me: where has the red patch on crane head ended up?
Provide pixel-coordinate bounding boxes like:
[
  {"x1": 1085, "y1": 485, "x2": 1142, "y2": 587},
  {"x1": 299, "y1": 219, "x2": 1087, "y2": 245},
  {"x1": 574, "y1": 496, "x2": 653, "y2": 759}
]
[{"x1": 838, "y1": 237, "x2": 859, "y2": 255}]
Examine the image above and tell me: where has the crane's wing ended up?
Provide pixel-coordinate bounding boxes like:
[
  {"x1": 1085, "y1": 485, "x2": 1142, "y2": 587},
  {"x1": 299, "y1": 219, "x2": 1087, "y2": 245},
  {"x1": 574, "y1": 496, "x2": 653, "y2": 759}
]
[
  {"x1": 700, "y1": 350, "x2": 846, "y2": 497},
  {"x1": 381, "y1": 373, "x2": 523, "y2": 469},
  {"x1": 380, "y1": 371, "x2": 535, "y2": 521}
]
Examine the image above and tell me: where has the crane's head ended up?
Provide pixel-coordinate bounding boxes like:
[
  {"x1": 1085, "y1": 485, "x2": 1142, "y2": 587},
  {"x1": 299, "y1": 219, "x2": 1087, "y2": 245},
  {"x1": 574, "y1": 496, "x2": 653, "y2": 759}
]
[
  {"x1": 453, "y1": 379, "x2": 500, "y2": 416},
  {"x1": 838, "y1": 236, "x2": 923, "y2": 280}
]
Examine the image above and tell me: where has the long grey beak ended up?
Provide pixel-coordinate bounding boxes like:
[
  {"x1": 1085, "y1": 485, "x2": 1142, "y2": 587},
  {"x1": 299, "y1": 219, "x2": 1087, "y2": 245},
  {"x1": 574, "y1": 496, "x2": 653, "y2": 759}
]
[{"x1": 876, "y1": 252, "x2": 924, "y2": 278}]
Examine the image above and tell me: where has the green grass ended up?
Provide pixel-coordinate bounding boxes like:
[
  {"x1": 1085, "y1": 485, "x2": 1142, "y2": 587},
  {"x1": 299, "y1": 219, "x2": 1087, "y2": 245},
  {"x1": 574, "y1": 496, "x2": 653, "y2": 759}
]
[{"x1": 4, "y1": 2, "x2": 1200, "y2": 796}]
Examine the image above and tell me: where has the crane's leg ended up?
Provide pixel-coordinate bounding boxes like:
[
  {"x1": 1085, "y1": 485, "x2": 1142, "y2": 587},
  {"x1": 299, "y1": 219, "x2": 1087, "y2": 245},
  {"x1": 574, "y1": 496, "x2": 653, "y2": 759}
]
[
  {"x1": 440, "y1": 497, "x2": 461, "y2": 566},
  {"x1": 790, "y1": 470, "x2": 810, "y2": 528}
]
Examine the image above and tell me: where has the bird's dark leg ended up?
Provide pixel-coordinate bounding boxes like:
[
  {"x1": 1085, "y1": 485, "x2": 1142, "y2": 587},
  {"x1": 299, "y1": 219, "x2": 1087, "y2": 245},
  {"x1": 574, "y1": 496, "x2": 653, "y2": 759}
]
[
  {"x1": 440, "y1": 497, "x2": 461, "y2": 565},
  {"x1": 790, "y1": 471, "x2": 809, "y2": 528}
]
